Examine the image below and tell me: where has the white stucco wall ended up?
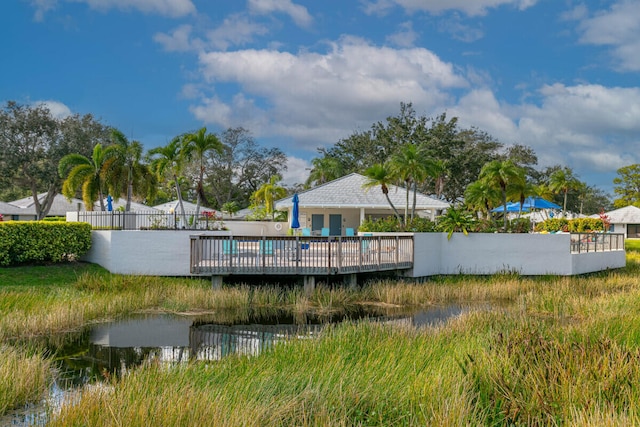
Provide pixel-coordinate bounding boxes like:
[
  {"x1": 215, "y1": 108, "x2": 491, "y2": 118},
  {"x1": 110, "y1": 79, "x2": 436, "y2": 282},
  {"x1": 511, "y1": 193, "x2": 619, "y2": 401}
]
[
  {"x1": 409, "y1": 233, "x2": 625, "y2": 276},
  {"x1": 83, "y1": 231, "x2": 625, "y2": 277}
]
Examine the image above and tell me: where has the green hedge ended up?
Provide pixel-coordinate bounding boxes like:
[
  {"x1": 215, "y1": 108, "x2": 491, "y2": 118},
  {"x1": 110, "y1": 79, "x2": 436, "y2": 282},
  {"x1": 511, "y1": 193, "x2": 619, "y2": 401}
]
[
  {"x1": 0, "y1": 221, "x2": 92, "y2": 266},
  {"x1": 534, "y1": 217, "x2": 605, "y2": 233}
]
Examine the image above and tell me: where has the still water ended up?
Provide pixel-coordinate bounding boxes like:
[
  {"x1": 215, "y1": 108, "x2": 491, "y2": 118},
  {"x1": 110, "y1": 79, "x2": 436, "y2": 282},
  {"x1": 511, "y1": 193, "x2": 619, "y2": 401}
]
[{"x1": 2, "y1": 304, "x2": 473, "y2": 426}]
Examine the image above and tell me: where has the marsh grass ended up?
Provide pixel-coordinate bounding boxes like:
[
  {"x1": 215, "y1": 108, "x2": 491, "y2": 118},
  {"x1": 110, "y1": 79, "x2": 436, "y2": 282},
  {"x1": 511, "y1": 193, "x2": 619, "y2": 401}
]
[
  {"x1": 4, "y1": 251, "x2": 640, "y2": 424},
  {"x1": 0, "y1": 345, "x2": 51, "y2": 415}
]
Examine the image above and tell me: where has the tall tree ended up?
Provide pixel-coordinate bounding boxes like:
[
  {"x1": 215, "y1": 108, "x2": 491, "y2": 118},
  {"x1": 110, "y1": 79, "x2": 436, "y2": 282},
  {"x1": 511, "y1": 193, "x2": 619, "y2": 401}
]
[
  {"x1": 0, "y1": 102, "x2": 103, "y2": 218},
  {"x1": 58, "y1": 143, "x2": 118, "y2": 211},
  {"x1": 305, "y1": 157, "x2": 344, "y2": 187},
  {"x1": 549, "y1": 167, "x2": 581, "y2": 215},
  {"x1": 464, "y1": 180, "x2": 501, "y2": 220},
  {"x1": 479, "y1": 160, "x2": 525, "y2": 231},
  {"x1": 182, "y1": 127, "x2": 223, "y2": 226},
  {"x1": 149, "y1": 137, "x2": 188, "y2": 225},
  {"x1": 205, "y1": 127, "x2": 287, "y2": 209},
  {"x1": 108, "y1": 129, "x2": 154, "y2": 211},
  {"x1": 388, "y1": 143, "x2": 429, "y2": 223},
  {"x1": 362, "y1": 163, "x2": 403, "y2": 223},
  {"x1": 613, "y1": 164, "x2": 640, "y2": 208}
]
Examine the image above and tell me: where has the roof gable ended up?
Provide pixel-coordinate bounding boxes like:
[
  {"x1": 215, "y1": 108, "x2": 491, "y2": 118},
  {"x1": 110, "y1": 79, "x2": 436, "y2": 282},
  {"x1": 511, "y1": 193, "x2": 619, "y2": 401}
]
[
  {"x1": 275, "y1": 173, "x2": 449, "y2": 210},
  {"x1": 605, "y1": 205, "x2": 640, "y2": 223}
]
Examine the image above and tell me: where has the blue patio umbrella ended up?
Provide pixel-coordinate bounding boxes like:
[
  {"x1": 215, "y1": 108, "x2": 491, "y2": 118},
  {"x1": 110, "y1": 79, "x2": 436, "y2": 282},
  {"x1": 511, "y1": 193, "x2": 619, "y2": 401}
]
[
  {"x1": 290, "y1": 193, "x2": 300, "y2": 229},
  {"x1": 106, "y1": 195, "x2": 113, "y2": 212},
  {"x1": 491, "y1": 202, "x2": 530, "y2": 213},
  {"x1": 521, "y1": 196, "x2": 561, "y2": 210}
]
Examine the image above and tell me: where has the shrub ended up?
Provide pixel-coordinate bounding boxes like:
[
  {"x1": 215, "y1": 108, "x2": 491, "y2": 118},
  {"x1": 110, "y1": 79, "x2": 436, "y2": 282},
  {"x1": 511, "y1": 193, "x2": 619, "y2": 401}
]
[
  {"x1": 357, "y1": 216, "x2": 436, "y2": 233},
  {"x1": 534, "y1": 218, "x2": 604, "y2": 233},
  {"x1": 0, "y1": 221, "x2": 92, "y2": 266}
]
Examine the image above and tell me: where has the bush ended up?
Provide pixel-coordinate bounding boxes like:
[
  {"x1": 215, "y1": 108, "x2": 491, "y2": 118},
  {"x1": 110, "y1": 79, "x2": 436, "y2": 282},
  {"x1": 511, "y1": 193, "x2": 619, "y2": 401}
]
[
  {"x1": 0, "y1": 221, "x2": 92, "y2": 266},
  {"x1": 358, "y1": 216, "x2": 436, "y2": 233},
  {"x1": 534, "y1": 217, "x2": 605, "y2": 233}
]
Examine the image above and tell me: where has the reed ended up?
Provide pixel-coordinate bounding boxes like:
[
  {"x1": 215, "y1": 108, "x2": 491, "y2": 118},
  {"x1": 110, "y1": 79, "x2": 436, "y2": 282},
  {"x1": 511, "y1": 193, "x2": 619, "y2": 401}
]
[{"x1": 0, "y1": 345, "x2": 51, "y2": 415}]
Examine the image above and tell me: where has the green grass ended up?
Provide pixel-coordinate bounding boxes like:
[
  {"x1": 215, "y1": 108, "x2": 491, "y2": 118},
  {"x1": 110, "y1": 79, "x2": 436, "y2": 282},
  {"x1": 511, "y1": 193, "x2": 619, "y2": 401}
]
[
  {"x1": 3, "y1": 248, "x2": 640, "y2": 425},
  {"x1": 0, "y1": 262, "x2": 107, "y2": 289},
  {"x1": 626, "y1": 239, "x2": 640, "y2": 252}
]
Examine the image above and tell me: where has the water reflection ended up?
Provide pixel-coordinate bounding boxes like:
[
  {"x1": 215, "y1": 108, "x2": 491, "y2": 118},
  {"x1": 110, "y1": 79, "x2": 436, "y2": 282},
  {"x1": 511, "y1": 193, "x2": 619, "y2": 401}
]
[{"x1": 3, "y1": 303, "x2": 477, "y2": 426}]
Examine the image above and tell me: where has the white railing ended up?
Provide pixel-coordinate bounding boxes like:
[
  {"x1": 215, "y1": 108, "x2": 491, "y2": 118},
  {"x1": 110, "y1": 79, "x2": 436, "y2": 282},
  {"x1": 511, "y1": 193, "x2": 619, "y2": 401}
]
[{"x1": 570, "y1": 233, "x2": 625, "y2": 254}]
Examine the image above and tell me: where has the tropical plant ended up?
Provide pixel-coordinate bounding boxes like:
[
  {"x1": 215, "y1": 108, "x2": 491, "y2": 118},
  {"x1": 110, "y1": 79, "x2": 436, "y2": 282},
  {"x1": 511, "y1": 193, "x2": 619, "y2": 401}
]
[
  {"x1": 436, "y1": 206, "x2": 476, "y2": 240},
  {"x1": 479, "y1": 160, "x2": 525, "y2": 231},
  {"x1": 464, "y1": 180, "x2": 501, "y2": 220},
  {"x1": 362, "y1": 164, "x2": 403, "y2": 224},
  {"x1": 109, "y1": 129, "x2": 156, "y2": 211},
  {"x1": 221, "y1": 201, "x2": 240, "y2": 217},
  {"x1": 58, "y1": 143, "x2": 118, "y2": 211},
  {"x1": 549, "y1": 167, "x2": 581, "y2": 215},
  {"x1": 305, "y1": 157, "x2": 344, "y2": 187},
  {"x1": 388, "y1": 144, "x2": 429, "y2": 223},
  {"x1": 251, "y1": 175, "x2": 287, "y2": 219},
  {"x1": 182, "y1": 127, "x2": 223, "y2": 228},
  {"x1": 148, "y1": 137, "x2": 188, "y2": 226}
]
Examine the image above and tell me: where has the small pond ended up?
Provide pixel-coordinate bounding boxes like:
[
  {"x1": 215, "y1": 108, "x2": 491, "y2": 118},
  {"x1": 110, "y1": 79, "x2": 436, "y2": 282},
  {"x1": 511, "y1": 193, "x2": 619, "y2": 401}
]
[{"x1": 2, "y1": 303, "x2": 477, "y2": 426}]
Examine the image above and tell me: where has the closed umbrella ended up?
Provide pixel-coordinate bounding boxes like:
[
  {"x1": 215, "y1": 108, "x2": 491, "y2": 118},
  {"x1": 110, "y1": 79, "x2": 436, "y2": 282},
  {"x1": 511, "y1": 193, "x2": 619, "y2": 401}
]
[{"x1": 290, "y1": 193, "x2": 300, "y2": 229}]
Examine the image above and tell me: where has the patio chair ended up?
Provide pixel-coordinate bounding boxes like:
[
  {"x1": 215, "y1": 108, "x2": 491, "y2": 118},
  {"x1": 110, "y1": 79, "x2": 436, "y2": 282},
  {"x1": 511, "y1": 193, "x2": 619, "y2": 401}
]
[
  {"x1": 259, "y1": 240, "x2": 275, "y2": 266},
  {"x1": 345, "y1": 228, "x2": 355, "y2": 236},
  {"x1": 301, "y1": 228, "x2": 311, "y2": 236},
  {"x1": 222, "y1": 239, "x2": 238, "y2": 259},
  {"x1": 321, "y1": 228, "x2": 330, "y2": 237}
]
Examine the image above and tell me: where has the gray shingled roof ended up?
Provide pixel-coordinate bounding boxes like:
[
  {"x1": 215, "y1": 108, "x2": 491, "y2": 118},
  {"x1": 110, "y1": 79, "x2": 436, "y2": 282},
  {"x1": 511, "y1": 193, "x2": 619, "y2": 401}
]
[
  {"x1": 604, "y1": 205, "x2": 640, "y2": 224},
  {"x1": 0, "y1": 201, "x2": 28, "y2": 216},
  {"x1": 275, "y1": 173, "x2": 450, "y2": 210},
  {"x1": 9, "y1": 193, "x2": 87, "y2": 216}
]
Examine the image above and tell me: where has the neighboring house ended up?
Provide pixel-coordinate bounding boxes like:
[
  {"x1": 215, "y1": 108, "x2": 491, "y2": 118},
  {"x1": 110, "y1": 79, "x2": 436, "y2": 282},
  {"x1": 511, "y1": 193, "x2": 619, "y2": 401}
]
[
  {"x1": 8, "y1": 193, "x2": 87, "y2": 218},
  {"x1": 598, "y1": 205, "x2": 640, "y2": 238},
  {"x1": 0, "y1": 201, "x2": 36, "y2": 221},
  {"x1": 275, "y1": 173, "x2": 450, "y2": 235},
  {"x1": 153, "y1": 200, "x2": 205, "y2": 213}
]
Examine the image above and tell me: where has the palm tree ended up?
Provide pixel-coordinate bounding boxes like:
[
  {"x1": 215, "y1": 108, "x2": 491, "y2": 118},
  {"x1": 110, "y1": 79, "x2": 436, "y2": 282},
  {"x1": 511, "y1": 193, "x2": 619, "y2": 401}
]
[
  {"x1": 148, "y1": 137, "x2": 188, "y2": 226},
  {"x1": 479, "y1": 160, "x2": 525, "y2": 231},
  {"x1": 182, "y1": 127, "x2": 223, "y2": 228},
  {"x1": 389, "y1": 144, "x2": 428, "y2": 223},
  {"x1": 507, "y1": 179, "x2": 536, "y2": 218},
  {"x1": 58, "y1": 143, "x2": 117, "y2": 211},
  {"x1": 305, "y1": 157, "x2": 344, "y2": 187},
  {"x1": 549, "y1": 167, "x2": 581, "y2": 216},
  {"x1": 464, "y1": 180, "x2": 501, "y2": 220},
  {"x1": 429, "y1": 159, "x2": 447, "y2": 199},
  {"x1": 252, "y1": 175, "x2": 287, "y2": 219},
  {"x1": 362, "y1": 163, "x2": 403, "y2": 224},
  {"x1": 109, "y1": 129, "x2": 150, "y2": 212}
]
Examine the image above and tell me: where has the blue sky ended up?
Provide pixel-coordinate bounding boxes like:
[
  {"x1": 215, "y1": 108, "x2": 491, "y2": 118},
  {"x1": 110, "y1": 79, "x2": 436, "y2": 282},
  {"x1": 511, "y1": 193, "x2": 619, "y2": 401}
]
[{"x1": 2, "y1": 0, "x2": 639, "y2": 193}]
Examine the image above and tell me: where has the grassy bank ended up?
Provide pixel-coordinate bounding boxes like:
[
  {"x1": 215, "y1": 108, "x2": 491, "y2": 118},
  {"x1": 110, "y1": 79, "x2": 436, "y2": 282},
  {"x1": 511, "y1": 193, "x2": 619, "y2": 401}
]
[{"x1": 2, "y1": 249, "x2": 640, "y2": 424}]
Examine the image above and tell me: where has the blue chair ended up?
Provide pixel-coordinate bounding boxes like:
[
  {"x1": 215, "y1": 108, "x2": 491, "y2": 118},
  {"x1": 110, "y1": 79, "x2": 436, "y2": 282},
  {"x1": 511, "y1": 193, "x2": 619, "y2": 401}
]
[
  {"x1": 321, "y1": 228, "x2": 330, "y2": 237},
  {"x1": 259, "y1": 240, "x2": 273, "y2": 255},
  {"x1": 301, "y1": 228, "x2": 311, "y2": 236},
  {"x1": 222, "y1": 240, "x2": 238, "y2": 257},
  {"x1": 345, "y1": 228, "x2": 355, "y2": 236}
]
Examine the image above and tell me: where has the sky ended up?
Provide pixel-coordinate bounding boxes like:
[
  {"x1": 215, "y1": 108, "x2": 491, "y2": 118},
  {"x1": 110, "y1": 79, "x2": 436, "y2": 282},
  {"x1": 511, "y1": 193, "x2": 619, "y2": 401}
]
[{"x1": 1, "y1": 0, "x2": 639, "y2": 193}]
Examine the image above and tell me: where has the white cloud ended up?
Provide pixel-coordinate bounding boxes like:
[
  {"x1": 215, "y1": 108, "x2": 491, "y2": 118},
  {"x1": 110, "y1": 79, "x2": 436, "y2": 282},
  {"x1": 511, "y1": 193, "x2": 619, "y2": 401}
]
[
  {"x1": 206, "y1": 14, "x2": 269, "y2": 50},
  {"x1": 34, "y1": 100, "x2": 72, "y2": 119},
  {"x1": 32, "y1": 0, "x2": 195, "y2": 19},
  {"x1": 191, "y1": 37, "x2": 467, "y2": 149},
  {"x1": 248, "y1": 0, "x2": 313, "y2": 28},
  {"x1": 154, "y1": 25, "x2": 203, "y2": 52},
  {"x1": 386, "y1": 21, "x2": 419, "y2": 47},
  {"x1": 281, "y1": 156, "x2": 311, "y2": 186},
  {"x1": 388, "y1": 0, "x2": 538, "y2": 16},
  {"x1": 576, "y1": 0, "x2": 640, "y2": 71}
]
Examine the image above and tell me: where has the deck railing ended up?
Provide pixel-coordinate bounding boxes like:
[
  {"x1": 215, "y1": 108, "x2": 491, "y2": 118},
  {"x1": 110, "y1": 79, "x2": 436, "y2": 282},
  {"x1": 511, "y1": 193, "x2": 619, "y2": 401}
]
[
  {"x1": 570, "y1": 232, "x2": 625, "y2": 254},
  {"x1": 76, "y1": 211, "x2": 225, "y2": 231},
  {"x1": 190, "y1": 235, "x2": 414, "y2": 275}
]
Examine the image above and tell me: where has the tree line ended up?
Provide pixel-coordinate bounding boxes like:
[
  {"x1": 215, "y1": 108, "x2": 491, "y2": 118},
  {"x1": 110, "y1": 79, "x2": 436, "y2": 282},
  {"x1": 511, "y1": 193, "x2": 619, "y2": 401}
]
[
  {"x1": 4, "y1": 100, "x2": 639, "y2": 224},
  {"x1": 0, "y1": 101, "x2": 287, "y2": 220}
]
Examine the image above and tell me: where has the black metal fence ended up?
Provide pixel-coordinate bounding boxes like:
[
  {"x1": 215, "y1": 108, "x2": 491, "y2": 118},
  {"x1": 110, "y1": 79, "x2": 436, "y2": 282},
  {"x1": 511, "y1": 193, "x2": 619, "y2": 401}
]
[
  {"x1": 570, "y1": 232, "x2": 625, "y2": 254},
  {"x1": 77, "y1": 211, "x2": 225, "y2": 231}
]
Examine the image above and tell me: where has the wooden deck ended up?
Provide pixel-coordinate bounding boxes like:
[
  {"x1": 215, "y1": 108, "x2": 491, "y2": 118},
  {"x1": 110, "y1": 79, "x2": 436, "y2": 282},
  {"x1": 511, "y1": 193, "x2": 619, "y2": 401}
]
[{"x1": 190, "y1": 235, "x2": 414, "y2": 276}]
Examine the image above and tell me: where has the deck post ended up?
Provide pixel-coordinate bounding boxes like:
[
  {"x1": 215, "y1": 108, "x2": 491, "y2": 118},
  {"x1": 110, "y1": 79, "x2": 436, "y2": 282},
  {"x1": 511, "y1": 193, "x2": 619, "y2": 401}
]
[
  {"x1": 211, "y1": 275, "x2": 223, "y2": 290},
  {"x1": 303, "y1": 275, "x2": 315, "y2": 294},
  {"x1": 345, "y1": 273, "x2": 357, "y2": 289}
]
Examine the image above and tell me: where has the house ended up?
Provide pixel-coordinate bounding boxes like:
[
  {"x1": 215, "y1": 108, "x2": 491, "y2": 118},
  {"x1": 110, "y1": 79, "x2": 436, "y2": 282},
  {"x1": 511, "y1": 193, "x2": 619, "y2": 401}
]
[
  {"x1": 598, "y1": 205, "x2": 640, "y2": 238},
  {"x1": 8, "y1": 193, "x2": 87, "y2": 218},
  {"x1": 0, "y1": 201, "x2": 35, "y2": 221},
  {"x1": 274, "y1": 173, "x2": 450, "y2": 235}
]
